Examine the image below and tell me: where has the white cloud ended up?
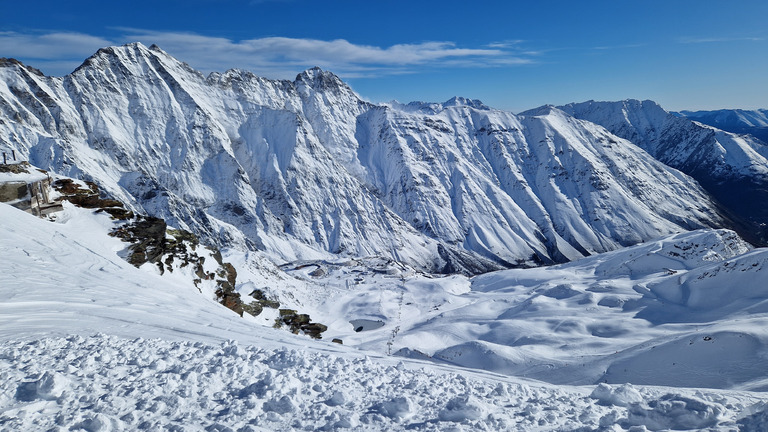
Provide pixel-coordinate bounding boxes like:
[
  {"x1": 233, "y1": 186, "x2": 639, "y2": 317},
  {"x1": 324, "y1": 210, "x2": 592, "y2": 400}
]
[
  {"x1": 486, "y1": 40, "x2": 525, "y2": 49},
  {"x1": 678, "y1": 36, "x2": 765, "y2": 44},
  {"x1": 0, "y1": 31, "x2": 114, "y2": 60},
  {"x1": 0, "y1": 29, "x2": 537, "y2": 78}
]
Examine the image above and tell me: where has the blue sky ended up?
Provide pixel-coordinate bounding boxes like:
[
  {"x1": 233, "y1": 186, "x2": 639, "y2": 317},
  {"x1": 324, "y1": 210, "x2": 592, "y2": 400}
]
[{"x1": 2, "y1": 0, "x2": 766, "y2": 112}]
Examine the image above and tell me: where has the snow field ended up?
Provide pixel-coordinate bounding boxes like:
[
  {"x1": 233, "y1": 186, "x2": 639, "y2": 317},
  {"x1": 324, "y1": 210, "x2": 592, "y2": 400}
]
[
  {"x1": 3, "y1": 196, "x2": 768, "y2": 430},
  {"x1": 278, "y1": 228, "x2": 768, "y2": 391},
  {"x1": 2, "y1": 334, "x2": 766, "y2": 432}
]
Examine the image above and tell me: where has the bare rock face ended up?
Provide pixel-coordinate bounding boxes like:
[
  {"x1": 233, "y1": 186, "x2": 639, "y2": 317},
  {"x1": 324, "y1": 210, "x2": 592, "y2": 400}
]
[{"x1": 109, "y1": 216, "x2": 245, "y2": 316}]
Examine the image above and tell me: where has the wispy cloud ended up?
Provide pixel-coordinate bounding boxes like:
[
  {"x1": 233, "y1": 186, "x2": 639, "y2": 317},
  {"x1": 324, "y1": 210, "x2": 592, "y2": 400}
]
[
  {"x1": 678, "y1": 35, "x2": 765, "y2": 44},
  {"x1": 0, "y1": 31, "x2": 113, "y2": 59},
  {"x1": 486, "y1": 40, "x2": 525, "y2": 49},
  {"x1": 591, "y1": 43, "x2": 646, "y2": 51},
  {"x1": 0, "y1": 29, "x2": 537, "y2": 78}
]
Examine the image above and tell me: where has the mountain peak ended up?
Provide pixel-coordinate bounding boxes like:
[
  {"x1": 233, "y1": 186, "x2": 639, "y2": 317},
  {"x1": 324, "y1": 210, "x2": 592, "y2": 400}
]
[
  {"x1": 518, "y1": 104, "x2": 566, "y2": 118},
  {"x1": 295, "y1": 67, "x2": 344, "y2": 88},
  {"x1": 557, "y1": 99, "x2": 671, "y2": 128},
  {"x1": 562, "y1": 99, "x2": 666, "y2": 113},
  {"x1": 71, "y1": 42, "x2": 205, "y2": 80},
  {"x1": 92, "y1": 42, "x2": 153, "y2": 58},
  {"x1": 443, "y1": 96, "x2": 489, "y2": 110},
  {"x1": 73, "y1": 42, "x2": 152, "y2": 74},
  {"x1": 0, "y1": 57, "x2": 44, "y2": 76},
  {"x1": 393, "y1": 97, "x2": 490, "y2": 114}
]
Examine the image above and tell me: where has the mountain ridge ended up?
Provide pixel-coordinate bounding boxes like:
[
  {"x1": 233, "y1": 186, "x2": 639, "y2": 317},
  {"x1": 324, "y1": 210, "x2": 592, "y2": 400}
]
[
  {"x1": 559, "y1": 99, "x2": 768, "y2": 246},
  {"x1": 674, "y1": 108, "x2": 768, "y2": 143},
  {"x1": 0, "y1": 43, "x2": 736, "y2": 273}
]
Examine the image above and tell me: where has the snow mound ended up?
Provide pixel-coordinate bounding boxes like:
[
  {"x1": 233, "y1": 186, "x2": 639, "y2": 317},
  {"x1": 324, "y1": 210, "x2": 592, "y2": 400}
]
[
  {"x1": 590, "y1": 383, "x2": 644, "y2": 407},
  {"x1": 738, "y1": 402, "x2": 768, "y2": 431},
  {"x1": 566, "y1": 229, "x2": 752, "y2": 276},
  {"x1": 438, "y1": 395, "x2": 487, "y2": 421},
  {"x1": 645, "y1": 249, "x2": 768, "y2": 317},
  {"x1": 623, "y1": 393, "x2": 724, "y2": 431}
]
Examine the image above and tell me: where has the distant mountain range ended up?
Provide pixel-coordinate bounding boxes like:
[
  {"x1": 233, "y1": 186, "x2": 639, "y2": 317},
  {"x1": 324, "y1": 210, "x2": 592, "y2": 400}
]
[
  {"x1": 2, "y1": 43, "x2": 766, "y2": 273},
  {"x1": 674, "y1": 108, "x2": 768, "y2": 143}
]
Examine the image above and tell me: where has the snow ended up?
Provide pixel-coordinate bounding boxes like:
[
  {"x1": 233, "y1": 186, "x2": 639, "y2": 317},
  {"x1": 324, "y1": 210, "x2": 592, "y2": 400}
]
[
  {"x1": 3, "y1": 202, "x2": 768, "y2": 430},
  {"x1": 559, "y1": 99, "x2": 768, "y2": 180},
  {"x1": 7, "y1": 334, "x2": 763, "y2": 432},
  {"x1": 677, "y1": 108, "x2": 768, "y2": 142},
  {"x1": 0, "y1": 163, "x2": 49, "y2": 183},
  {"x1": 297, "y1": 228, "x2": 768, "y2": 391}
]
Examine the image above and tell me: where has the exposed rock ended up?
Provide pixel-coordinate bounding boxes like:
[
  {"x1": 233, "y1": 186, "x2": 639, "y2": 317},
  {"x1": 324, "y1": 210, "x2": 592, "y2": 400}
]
[
  {"x1": 110, "y1": 216, "x2": 167, "y2": 269},
  {"x1": 243, "y1": 289, "x2": 281, "y2": 317},
  {"x1": 0, "y1": 57, "x2": 44, "y2": 76},
  {"x1": 53, "y1": 179, "x2": 133, "y2": 220},
  {"x1": 276, "y1": 309, "x2": 328, "y2": 339},
  {"x1": 109, "y1": 214, "x2": 244, "y2": 316},
  {"x1": 0, "y1": 161, "x2": 33, "y2": 174}
]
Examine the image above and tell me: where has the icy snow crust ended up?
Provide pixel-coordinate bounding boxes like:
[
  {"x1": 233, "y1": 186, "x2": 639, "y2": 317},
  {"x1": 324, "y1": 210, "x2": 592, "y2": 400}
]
[
  {"x1": 3, "y1": 202, "x2": 768, "y2": 430},
  {"x1": 0, "y1": 43, "x2": 725, "y2": 273}
]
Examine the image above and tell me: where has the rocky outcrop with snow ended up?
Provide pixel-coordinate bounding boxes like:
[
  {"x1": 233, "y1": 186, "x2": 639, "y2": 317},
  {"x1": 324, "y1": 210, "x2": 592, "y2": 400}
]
[{"x1": 0, "y1": 44, "x2": 727, "y2": 272}]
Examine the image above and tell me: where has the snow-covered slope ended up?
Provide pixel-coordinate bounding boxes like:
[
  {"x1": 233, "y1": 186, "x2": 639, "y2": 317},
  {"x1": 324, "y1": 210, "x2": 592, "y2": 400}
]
[
  {"x1": 325, "y1": 227, "x2": 768, "y2": 391},
  {"x1": 559, "y1": 99, "x2": 768, "y2": 245},
  {"x1": 676, "y1": 108, "x2": 768, "y2": 143},
  {"x1": 3, "y1": 202, "x2": 768, "y2": 431},
  {"x1": 0, "y1": 44, "x2": 728, "y2": 273}
]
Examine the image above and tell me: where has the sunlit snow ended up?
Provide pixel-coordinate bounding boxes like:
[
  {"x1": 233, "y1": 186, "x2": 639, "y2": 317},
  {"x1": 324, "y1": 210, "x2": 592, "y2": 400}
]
[{"x1": 3, "y1": 202, "x2": 768, "y2": 431}]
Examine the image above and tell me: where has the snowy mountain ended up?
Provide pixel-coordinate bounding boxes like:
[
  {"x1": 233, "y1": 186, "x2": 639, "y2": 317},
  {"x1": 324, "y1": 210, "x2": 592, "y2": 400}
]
[
  {"x1": 559, "y1": 99, "x2": 768, "y2": 245},
  {"x1": 0, "y1": 44, "x2": 730, "y2": 274},
  {"x1": 4, "y1": 42, "x2": 768, "y2": 431},
  {"x1": 676, "y1": 108, "x2": 768, "y2": 143}
]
